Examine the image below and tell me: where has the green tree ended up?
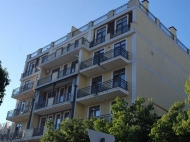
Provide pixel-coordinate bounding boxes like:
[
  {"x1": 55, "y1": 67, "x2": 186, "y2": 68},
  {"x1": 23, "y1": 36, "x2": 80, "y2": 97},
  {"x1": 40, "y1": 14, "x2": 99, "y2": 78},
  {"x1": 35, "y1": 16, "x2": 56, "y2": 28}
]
[
  {"x1": 150, "y1": 76, "x2": 190, "y2": 142},
  {"x1": 0, "y1": 61, "x2": 10, "y2": 105},
  {"x1": 40, "y1": 120, "x2": 66, "y2": 142},
  {"x1": 94, "y1": 97, "x2": 158, "y2": 142}
]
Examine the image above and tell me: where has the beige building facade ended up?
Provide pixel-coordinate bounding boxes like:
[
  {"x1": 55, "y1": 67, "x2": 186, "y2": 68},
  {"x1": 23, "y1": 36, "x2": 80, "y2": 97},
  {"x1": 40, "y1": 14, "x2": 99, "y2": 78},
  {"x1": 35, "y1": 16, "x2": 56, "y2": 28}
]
[{"x1": 4, "y1": 0, "x2": 190, "y2": 141}]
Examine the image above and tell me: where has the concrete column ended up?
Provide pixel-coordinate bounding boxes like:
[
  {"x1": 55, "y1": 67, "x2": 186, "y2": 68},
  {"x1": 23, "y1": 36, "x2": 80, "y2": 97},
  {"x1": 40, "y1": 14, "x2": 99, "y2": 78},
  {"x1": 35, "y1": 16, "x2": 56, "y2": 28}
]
[
  {"x1": 50, "y1": 42, "x2": 54, "y2": 48},
  {"x1": 130, "y1": 22, "x2": 137, "y2": 30},
  {"x1": 108, "y1": 10, "x2": 114, "y2": 18},
  {"x1": 169, "y1": 26, "x2": 177, "y2": 41},
  {"x1": 155, "y1": 18, "x2": 160, "y2": 27},
  {"x1": 27, "y1": 54, "x2": 31, "y2": 60},
  {"x1": 88, "y1": 21, "x2": 93, "y2": 28},
  {"x1": 142, "y1": 0, "x2": 149, "y2": 10},
  {"x1": 106, "y1": 33, "x2": 110, "y2": 41},
  {"x1": 128, "y1": 0, "x2": 140, "y2": 8},
  {"x1": 37, "y1": 48, "x2": 42, "y2": 55}
]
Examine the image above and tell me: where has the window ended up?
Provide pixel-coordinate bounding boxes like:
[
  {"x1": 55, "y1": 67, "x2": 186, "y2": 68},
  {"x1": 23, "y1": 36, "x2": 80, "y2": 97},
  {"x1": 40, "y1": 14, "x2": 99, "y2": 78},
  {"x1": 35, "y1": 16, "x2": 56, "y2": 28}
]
[
  {"x1": 55, "y1": 114, "x2": 61, "y2": 129},
  {"x1": 63, "y1": 64, "x2": 68, "y2": 76},
  {"x1": 93, "y1": 49, "x2": 104, "y2": 65},
  {"x1": 113, "y1": 68, "x2": 126, "y2": 89},
  {"x1": 67, "y1": 44, "x2": 71, "y2": 51},
  {"x1": 51, "y1": 68, "x2": 60, "y2": 81},
  {"x1": 59, "y1": 88, "x2": 66, "y2": 103},
  {"x1": 23, "y1": 80, "x2": 30, "y2": 91},
  {"x1": 27, "y1": 61, "x2": 35, "y2": 75},
  {"x1": 20, "y1": 101, "x2": 26, "y2": 113},
  {"x1": 74, "y1": 40, "x2": 79, "y2": 48},
  {"x1": 89, "y1": 105, "x2": 100, "y2": 118},
  {"x1": 116, "y1": 16, "x2": 128, "y2": 33},
  {"x1": 114, "y1": 40, "x2": 126, "y2": 58},
  {"x1": 67, "y1": 85, "x2": 72, "y2": 101},
  {"x1": 64, "y1": 112, "x2": 70, "y2": 119},
  {"x1": 39, "y1": 117, "x2": 46, "y2": 128},
  {"x1": 42, "y1": 55, "x2": 47, "y2": 63},
  {"x1": 96, "y1": 27, "x2": 106, "y2": 43},
  {"x1": 15, "y1": 123, "x2": 22, "y2": 132},
  {"x1": 91, "y1": 76, "x2": 102, "y2": 94},
  {"x1": 48, "y1": 115, "x2": 53, "y2": 121},
  {"x1": 70, "y1": 60, "x2": 78, "y2": 73}
]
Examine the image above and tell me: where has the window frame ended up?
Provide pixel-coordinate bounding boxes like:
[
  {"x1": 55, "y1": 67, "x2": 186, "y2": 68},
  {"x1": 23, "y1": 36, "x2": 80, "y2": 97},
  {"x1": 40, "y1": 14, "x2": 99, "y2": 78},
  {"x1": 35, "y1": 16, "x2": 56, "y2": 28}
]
[
  {"x1": 114, "y1": 15, "x2": 129, "y2": 31},
  {"x1": 87, "y1": 104, "x2": 101, "y2": 118}
]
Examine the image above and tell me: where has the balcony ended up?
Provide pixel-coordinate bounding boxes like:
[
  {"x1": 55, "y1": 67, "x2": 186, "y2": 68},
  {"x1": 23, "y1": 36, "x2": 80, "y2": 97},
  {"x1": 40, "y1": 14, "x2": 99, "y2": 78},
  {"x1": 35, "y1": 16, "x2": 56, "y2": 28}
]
[
  {"x1": 9, "y1": 131, "x2": 23, "y2": 141},
  {"x1": 32, "y1": 127, "x2": 44, "y2": 137},
  {"x1": 6, "y1": 106, "x2": 30, "y2": 122},
  {"x1": 36, "y1": 65, "x2": 79, "y2": 88},
  {"x1": 77, "y1": 79, "x2": 129, "y2": 105},
  {"x1": 21, "y1": 67, "x2": 39, "y2": 80},
  {"x1": 0, "y1": 133, "x2": 10, "y2": 141},
  {"x1": 39, "y1": 38, "x2": 90, "y2": 69},
  {"x1": 80, "y1": 47, "x2": 130, "y2": 77},
  {"x1": 34, "y1": 93, "x2": 72, "y2": 115},
  {"x1": 12, "y1": 82, "x2": 34, "y2": 100},
  {"x1": 110, "y1": 24, "x2": 130, "y2": 39},
  {"x1": 89, "y1": 36, "x2": 105, "y2": 48}
]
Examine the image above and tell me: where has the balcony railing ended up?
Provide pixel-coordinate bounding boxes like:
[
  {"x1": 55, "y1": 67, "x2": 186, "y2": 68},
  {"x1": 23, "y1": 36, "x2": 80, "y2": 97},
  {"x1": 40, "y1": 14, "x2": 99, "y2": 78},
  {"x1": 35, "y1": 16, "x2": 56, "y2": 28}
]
[
  {"x1": 22, "y1": 67, "x2": 39, "y2": 78},
  {"x1": 90, "y1": 36, "x2": 105, "y2": 48},
  {"x1": 80, "y1": 47, "x2": 129, "y2": 70},
  {"x1": 77, "y1": 79, "x2": 128, "y2": 98},
  {"x1": 114, "y1": 3, "x2": 128, "y2": 15},
  {"x1": 54, "y1": 93, "x2": 71, "y2": 104},
  {"x1": 41, "y1": 38, "x2": 89, "y2": 64},
  {"x1": 72, "y1": 24, "x2": 89, "y2": 37},
  {"x1": 7, "y1": 106, "x2": 31, "y2": 118},
  {"x1": 9, "y1": 131, "x2": 23, "y2": 140},
  {"x1": 33, "y1": 127, "x2": 44, "y2": 137},
  {"x1": 12, "y1": 82, "x2": 34, "y2": 97},
  {"x1": 0, "y1": 133, "x2": 10, "y2": 141},
  {"x1": 93, "y1": 14, "x2": 108, "y2": 26},
  {"x1": 110, "y1": 25, "x2": 130, "y2": 39},
  {"x1": 34, "y1": 101, "x2": 46, "y2": 110},
  {"x1": 37, "y1": 66, "x2": 77, "y2": 86},
  {"x1": 89, "y1": 114, "x2": 111, "y2": 121}
]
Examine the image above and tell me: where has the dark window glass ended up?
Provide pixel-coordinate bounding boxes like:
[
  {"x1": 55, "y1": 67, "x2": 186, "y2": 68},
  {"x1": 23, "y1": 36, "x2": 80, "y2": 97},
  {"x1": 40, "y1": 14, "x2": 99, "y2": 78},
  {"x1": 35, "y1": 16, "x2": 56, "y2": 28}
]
[
  {"x1": 74, "y1": 40, "x2": 79, "y2": 48},
  {"x1": 114, "y1": 40, "x2": 126, "y2": 57},
  {"x1": 64, "y1": 112, "x2": 70, "y2": 119},
  {"x1": 96, "y1": 27, "x2": 106, "y2": 42},
  {"x1": 15, "y1": 124, "x2": 22, "y2": 132},
  {"x1": 91, "y1": 76, "x2": 102, "y2": 94},
  {"x1": 116, "y1": 16, "x2": 128, "y2": 33},
  {"x1": 113, "y1": 68, "x2": 126, "y2": 89},
  {"x1": 93, "y1": 49, "x2": 104, "y2": 65},
  {"x1": 55, "y1": 114, "x2": 61, "y2": 129},
  {"x1": 89, "y1": 105, "x2": 100, "y2": 118},
  {"x1": 70, "y1": 60, "x2": 78, "y2": 73},
  {"x1": 40, "y1": 118, "x2": 46, "y2": 128}
]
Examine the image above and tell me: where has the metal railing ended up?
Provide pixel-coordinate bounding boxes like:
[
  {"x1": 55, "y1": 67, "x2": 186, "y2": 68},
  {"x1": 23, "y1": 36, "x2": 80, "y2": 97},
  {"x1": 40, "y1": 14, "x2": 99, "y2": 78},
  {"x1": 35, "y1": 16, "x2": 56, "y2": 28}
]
[
  {"x1": 22, "y1": 67, "x2": 39, "y2": 78},
  {"x1": 139, "y1": 3, "x2": 156, "y2": 23},
  {"x1": 7, "y1": 106, "x2": 30, "y2": 118},
  {"x1": 37, "y1": 66, "x2": 76, "y2": 86},
  {"x1": 9, "y1": 131, "x2": 23, "y2": 140},
  {"x1": 42, "y1": 44, "x2": 51, "y2": 52},
  {"x1": 34, "y1": 101, "x2": 46, "y2": 110},
  {"x1": 89, "y1": 114, "x2": 111, "y2": 121},
  {"x1": 110, "y1": 24, "x2": 130, "y2": 39},
  {"x1": 80, "y1": 47, "x2": 129, "y2": 70},
  {"x1": 41, "y1": 38, "x2": 89, "y2": 64},
  {"x1": 0, "y1": 133, "x2": 10, "y2": 141},
  {"x1": 139, "y1": 3, "x2": 189, "y2": 54},
  {"x1": 77, "y1": 79, "x2": 128, "y2": 98},
  {"x1": 33, "y1": 127, "x2": 44, "y2": 136},
  {"x1": 90, "y1": 36, "x2": 105, "y2": 48},
  {"x1": 114, "y1": 3, "x2": 128, "y2": 15},
  {"x1": 72, "y1": 24, "x2": 89, "y2": 37},
  {"x1": 31, "y1": 51, "x2": 38, "y2": 58},
  {"x1": 93, "y1": 14, "x2": 108, "y2": 26},
  {"x1": 12, "y1": 82, "x2": 34, "y2": 97},
  {"x1": 54, "y1": 93, "x2": 71, "y2": 104},
  {"x1": 54, "y1": 35, "x2": 68, "y2": 46}
]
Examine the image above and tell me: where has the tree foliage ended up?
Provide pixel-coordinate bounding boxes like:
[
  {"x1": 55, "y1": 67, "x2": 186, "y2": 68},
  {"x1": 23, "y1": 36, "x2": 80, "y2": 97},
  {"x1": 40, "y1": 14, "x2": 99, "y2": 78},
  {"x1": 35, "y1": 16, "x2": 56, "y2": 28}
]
[
  {"x1": 0, "y1": 61, "x2": 10, "y2": 106},
  {"x1": 41, "y1": 97, "x2": 158, "y2": 142},
  {"x1": 150, "y1": 76, "x2": 190, "y2": 142}
]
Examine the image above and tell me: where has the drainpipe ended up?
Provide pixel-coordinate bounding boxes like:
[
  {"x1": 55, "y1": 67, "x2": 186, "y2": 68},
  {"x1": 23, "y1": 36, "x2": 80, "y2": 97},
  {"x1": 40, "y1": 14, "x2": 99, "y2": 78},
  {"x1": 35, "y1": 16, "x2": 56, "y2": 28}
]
[
  {"x1": 71, "y1": 84, "x2": 78, "y2": 119},
  {"x1": 27, "y1": 97, "x2": 35, "y2": 129}
]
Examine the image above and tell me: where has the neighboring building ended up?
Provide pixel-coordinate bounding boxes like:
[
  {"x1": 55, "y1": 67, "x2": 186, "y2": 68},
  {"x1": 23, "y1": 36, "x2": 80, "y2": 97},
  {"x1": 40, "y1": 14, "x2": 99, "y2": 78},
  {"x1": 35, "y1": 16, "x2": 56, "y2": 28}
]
[
  {"x1": 0, "y1": 122, "x2": 11, "y2": 141},
  {"x1": 4, "y1": 0, "x2": 190, "y2": 141}
]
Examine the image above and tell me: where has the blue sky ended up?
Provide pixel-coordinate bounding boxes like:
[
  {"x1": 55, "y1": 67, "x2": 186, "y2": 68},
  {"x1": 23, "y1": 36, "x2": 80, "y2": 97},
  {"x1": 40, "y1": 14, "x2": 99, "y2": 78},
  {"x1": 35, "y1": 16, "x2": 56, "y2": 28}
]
[{"x1": 0, "y1": 0, "x2": 190, "y2": 123}]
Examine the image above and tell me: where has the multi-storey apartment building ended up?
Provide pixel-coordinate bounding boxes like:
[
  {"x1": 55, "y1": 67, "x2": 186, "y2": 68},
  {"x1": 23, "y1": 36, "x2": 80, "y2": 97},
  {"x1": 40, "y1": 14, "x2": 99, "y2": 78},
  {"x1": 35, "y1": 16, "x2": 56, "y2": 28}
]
[{"x1": 4, "y1": 0, "x2": 190, "y2": 141}]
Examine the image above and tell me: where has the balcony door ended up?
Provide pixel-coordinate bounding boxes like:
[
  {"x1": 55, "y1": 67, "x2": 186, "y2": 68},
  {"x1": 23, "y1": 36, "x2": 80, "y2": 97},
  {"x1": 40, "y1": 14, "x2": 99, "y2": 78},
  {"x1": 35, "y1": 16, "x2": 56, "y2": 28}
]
[
  {"x1": 89, "y1": 105, "x2": 100, "y2": 118},
  {"x1": 55, "y1": 114, "x2": 61, "y2": 129},
  {"x1": 116, "y1": 16, "x2": 128, "y2": 34},
  {"x1": 62, "y1": 64, "x2": 68, "y2": 76},
  {"x1": 15, "y1": 123, "x2": 22, "y2": 132},
  {"x1": 20, "y1": 101, "x2": 26, "y2": 113},
  {"x1": 91, "y1": 76, "x2": 102, "y2": 94},
  {"x1": 63, "y1": 111, "x2": 70, "y2": 120},
  {"x1": 23, "y1": 80, "x2": 30, "y2": 91},
  {"x1": 96, "y1": 27, "x2": 106, "y2": 43},
  {"x1": 93, "y1": 49, "x2": 104, "y2": 65},
  {"x1": 70, "y1": 60, "x2": 78, "y2": 73},
  {"x1": 113, "y1": 68, "x2": 125, "y2": 89},
  {"x1": 67, "y1": 85, "x2": 72, "y2": 101},
  {"x1": 114, "y1": 40, "x2": 126, "y2": 57},
  {"x1": 59, "y1": 87, "x2": 66, "y2": 103},
  {"x1": 51, "y1": 68, "x2": 60, "y2": 81},
  {"x1": 27, "y1": 61, "x2": 35, "y2": 75},
  {"x1": 39, "y1": 117, "x2": 46, "y2": 128}
]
